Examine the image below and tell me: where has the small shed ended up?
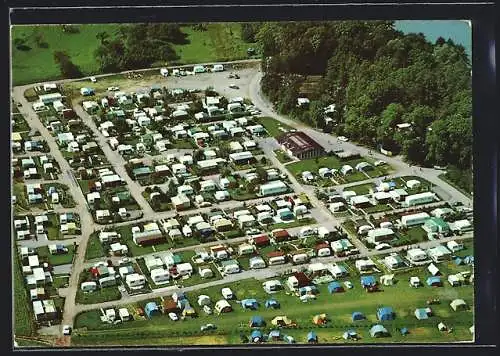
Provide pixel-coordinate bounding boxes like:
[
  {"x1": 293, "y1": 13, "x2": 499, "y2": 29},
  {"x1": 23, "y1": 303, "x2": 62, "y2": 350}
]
[
  {"x1": 438, "y1": 322, "x2": 448, "y2": 331},
  {"x1": 380, "y1": 274, "x2": 395, "y2": 286},
  {"x1": 370, "y1": 324, "x2": 389, "y2": 338},
  {"x1": 351, "y1": 311, "x2": 366, "y2": 322},
  {"x1": 377, "y1": 307, "x2": 395, "y2": 321},
  {"x1": 307, "y1": 331, "x2": 318, "y2": 343},
  {"x1": 327, "y1": 281, "x2": 344, "y2": 294},
  {"x1": 249, "y1": 315, "x2": 265, "y2": 327}
]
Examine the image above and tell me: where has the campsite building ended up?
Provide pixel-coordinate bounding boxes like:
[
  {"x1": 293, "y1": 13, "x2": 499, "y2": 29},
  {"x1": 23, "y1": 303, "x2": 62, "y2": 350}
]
[{"x1": 277, "y1": 131, "x2": 325, "y2": 159}]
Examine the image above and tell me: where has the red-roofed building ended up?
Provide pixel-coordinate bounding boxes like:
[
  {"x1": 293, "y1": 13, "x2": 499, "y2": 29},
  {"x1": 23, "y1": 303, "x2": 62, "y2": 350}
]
[
  {"x1": 277, "y1": 131, "x2": 325, "y2": 160},
  {"x1": 253, "y1": 234, "x2": 270, "y2": 247},
  {"x1": 292, "y1": 272, "x2": 311, "y2": 287},
  {"x1": 272, "y1": 229, "x2": 290, "y2": 242}
]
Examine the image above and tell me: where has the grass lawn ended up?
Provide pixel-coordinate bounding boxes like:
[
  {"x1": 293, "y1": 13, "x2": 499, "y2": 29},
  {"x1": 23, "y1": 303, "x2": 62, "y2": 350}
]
[
  {"x1": 37, "y1": 245, "x2": 75, "y2": 266},
  {"x1": 46, "y1": 213, "x2": 62, "y2": 240},
  {"x1": 362, "y1": 204, "x2": 394, "y2": 214},
  {"x1": 85, "y1": 232, "x2": 106, "y2": 261},
  {"x1": 267, "y1": 217, "x2": 316, "y2": 231},
  {"x1": 72, "y1": 270, "x2": 474, "y2": 345},
  {"x1": 15, "y1": 338, "x2": 53, "y2": 347},
  {"x1": 75, "y1": 286, "x2": 122, "y2": 305},
  {"x1": 171, "y1": 23, "x2": 255, "y2": 64},
  {"x1": 438, "y1": 172, "x2": 473, "y2": 199},
  {"x1": 12, "y1": 23, "x2": 255, "y2": 86},
  {"x1": 12, "y1": 24, "x2": 121, "y2": 85},
  {"x1": 13, "y1": 250, "x2": 36, "y2": 336},
  {"x1": 346, "y1": 183, "x2": 375, "y2": 195},
  {"x1": 274, "y1": 150, "x2": 293, "y2": 164},
  {"x1": 257, "y1": 117, "x2": 293, "y2": 138},
  {"x1": 42, "y1": 183, "x2": 76, "y2": 208},
  {"x1": 52, "y1": 276, "x2": 70, "y2": 289}
]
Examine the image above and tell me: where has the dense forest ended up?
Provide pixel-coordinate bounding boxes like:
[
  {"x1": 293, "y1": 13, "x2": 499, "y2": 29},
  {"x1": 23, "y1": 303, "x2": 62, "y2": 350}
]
[{"x1": 252, "y1": 21, "x2": 472, "y2": 193}]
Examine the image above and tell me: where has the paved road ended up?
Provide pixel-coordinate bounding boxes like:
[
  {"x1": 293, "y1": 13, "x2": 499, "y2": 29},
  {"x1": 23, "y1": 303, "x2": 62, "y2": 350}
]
[
  {"x1": 72, "y1": 102, "x2": 154, "y2": 217},
  {"x1": 72, "y1": 232, "x2": 472, "y2": 315},
  {"x1": 12, "y1": 86, "x2": 96, "y2": 346}
]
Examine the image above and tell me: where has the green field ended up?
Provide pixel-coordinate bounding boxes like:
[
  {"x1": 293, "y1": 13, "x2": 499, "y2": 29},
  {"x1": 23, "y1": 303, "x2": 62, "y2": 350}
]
[
  {"x1": 75, "y1": 285, "x2": 121, "y2": 305},
  {"x1": 13, "y1": 250, "x2": 35, "y2": 337},
  {"x1": 85, "y1": 232, "x2": 106, "y2": 261},
  {"x1": 12, "y1": 23, "x2": 255, "y2": 86},
  {"x1": 72, "y1": 266, "x2": 474, "y2": 345},
  {"x1": 37, "y1": 245, "x2": 75, "y2": 266},
  {"x1": 257, "y1": 117, "x2": 294, "y2": 138}
]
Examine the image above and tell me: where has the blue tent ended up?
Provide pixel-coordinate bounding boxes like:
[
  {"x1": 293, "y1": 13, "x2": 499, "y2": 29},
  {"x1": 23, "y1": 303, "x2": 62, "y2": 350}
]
[
  {"x1": 307, "y1": 331, "x2": 318, "y2": 343},
  {"x1": 370, "y1": 324, "x2": 388, "y2": 338},
  {"x1": 400, "y1": 327, "x2": 409, "y2": 335},
  {"x1": 265, "y1": 299, "x2": 280, "y2": 309},
  {"x1": 426, "y1": 276, "x2": 442, "y2": 286},
  {"x1": 269, "y1": 330, "x2": 281, "y2": 340},
  {"x1": 251, "y1": 330, "x2": 263, "y2": 342},
  {"x1": 454, "y1": 257, "x2": 463, "y2": 265},
  {"x1": 249, "y1": 315, "x2": 265, "y2": 327},
  {"x1": 242, "y1": 299, "x2": 259, "y2": 310},
  {"x1": 414, "y1": 308, "x2": 429, "y2": 320},
  {"x1": 352, "y1": 311, "x2": 366, "y2": 322},
  {"x1": 327, "y1": 281, "x2": 343, "y2": 293},
  {"x1": 377, "y1": 307, "x2": 395, "y2": 321},
  {"x1": 144, "y1": 302, "x2": 160, "y2": 318},
  {"x1": 360, "y1": 276, "x2": 376, "y2": 288}
]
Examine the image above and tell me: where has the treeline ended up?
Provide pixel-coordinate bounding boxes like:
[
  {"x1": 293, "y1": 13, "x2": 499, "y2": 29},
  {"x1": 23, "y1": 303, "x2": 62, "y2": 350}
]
[
  {"x1": 94, "y1": 24, "x2": 189, "y2": 72},
  {"x1": 256, "y1": 21, "x2": 472, "y2": 173}
]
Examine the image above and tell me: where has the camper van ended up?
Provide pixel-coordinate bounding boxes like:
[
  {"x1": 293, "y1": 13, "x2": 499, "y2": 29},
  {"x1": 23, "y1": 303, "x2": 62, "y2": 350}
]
[
  {"x1": 80, "y1": 281, "x2": 97, "y2": 292},
  {"x1": 291, "y1": 253, "x2": 309, "y2": 264}
]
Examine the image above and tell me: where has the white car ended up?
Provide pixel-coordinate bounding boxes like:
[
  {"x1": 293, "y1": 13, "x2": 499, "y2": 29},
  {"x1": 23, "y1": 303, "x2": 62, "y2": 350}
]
[
  {"x1": 338, "y1": 136, "x2": 349, "y2": 142},
  {"x1": 93, "y1": 261, "x2": 107, "y2": 268},
  {"x1": 246, "y1": 228, "x2": 261, "y2": 236},
  {"x1": 90, "y1": 76, "x2": 97, "y2": 83},
  {"x1": 168, "y1": 313, "x2": 179, "y2": 321},
  {"x1": 118, "y1": 257, "x2": 130, "y2": 265},
  {"x1": 203, "y1": 305, "x2": 213, "y2": 315},
  {"x1": 374, "y1": 243, "x2": 391, "y2": 251},
  {"x1": 107, "y1": 86, "x2": 119, "y2": 91},
  {"x1": 62, "y1": 325, "x2": 72, "y2": 335},
  {"x1": 374, "y1": 160, "x2": 386, "y2": 166},
  {"x1": 221, "y1": 287, "x2": 234, "y2": 300},
  {"x1": 344, "y1": 281, "x2": 353, "y2": 289}
]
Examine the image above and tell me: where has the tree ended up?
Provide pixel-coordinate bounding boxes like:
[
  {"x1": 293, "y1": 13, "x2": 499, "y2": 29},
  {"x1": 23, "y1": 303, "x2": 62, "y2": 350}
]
[
  {"x1": 96, "y1": 31, "x2": 109, "y2": 45},
  {"x1": 246, "y1": 182, "x2": 257, "y2": 194},
  {"x1": 255, "y1": 167, "x2": 268, "y2": 183},
  {"x1": 53, "y1": 51, "x2": 83, "y2": 78}
]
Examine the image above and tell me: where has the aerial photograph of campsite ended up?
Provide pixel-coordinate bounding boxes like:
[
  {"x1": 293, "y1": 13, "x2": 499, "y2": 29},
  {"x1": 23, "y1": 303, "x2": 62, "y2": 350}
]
[{"x1": 11, "y1": 20, "x2": 474, "y2": 347}]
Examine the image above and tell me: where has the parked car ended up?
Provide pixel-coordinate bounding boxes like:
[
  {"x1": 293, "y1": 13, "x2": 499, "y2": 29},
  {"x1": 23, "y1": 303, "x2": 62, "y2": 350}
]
[
  {"x1": 229, "y1": 84, "x2": 239, "y2": 89},
  {"x1": 90, "y1": 76, "x2": 97, "y2": 83},
  {"x1": 246, "y1": 228, "x2": 261, "y2": 236},
  {"x1": 200, "y1": 323, "x2": 217, "y2": 331},
  {"x1": 118, "y1": 257, "x2": 130, "y2": 265},
  {"x1": 344, "y1": 281, "x2": 353, "y2": 289},
  {"x1": 107, "y1": 86, "x2": 119, "y2": 91},
  {"x1": 62, "y1": 325, "x2": 72, "y2": 335},
  {"x1": 338, "y1": 136, "x2": 349, "y2": 142},
  {"x1": 203, "y1": 305, "x2": 213, "y2": 315},
  {"x1": 168, "y1": 313, "x2": 179, "y2": 321},
  {"x1": 374, "y1": 160, "x2": 386, "y2": 166},
  {"x1": 374, "y1": 243, "x2": 391, "y2": 251}
]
